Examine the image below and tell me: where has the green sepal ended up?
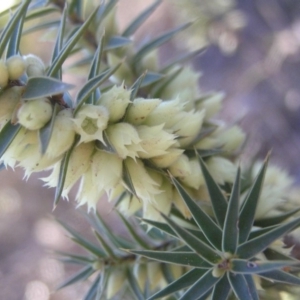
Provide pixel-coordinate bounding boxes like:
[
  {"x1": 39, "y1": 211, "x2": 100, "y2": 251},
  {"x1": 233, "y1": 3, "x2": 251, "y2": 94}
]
[
  {"x1": 39, "y1": 103, "x2": 60, "y2": 155},
  {"x1": 230, "y1": 259, "x2": 298, "y2": 274},
  {"x1": 57, "y1": 220, "x2": 106, "y2": 258},
  {"x1": 56, "y1": 265, "x2": 95, "y2": 290},
  {"x1": 211, "y1": 274, "x2": 231, "y2": 300},
  {"x1": 148, "y1": 268, "x2": 207, "y2": 300},
  {"x1": 161, "y1": 213, "x2": 222, "y2": 264},
  {"x1": 197, "y1": 155, "x2": 228, "y2": 227},
  {"x1": 169, "y1": 174, "x2": 222, "y2": 250},
  {"x1": 129, "y1": 249, "x2": 211, "y2": 268},
  {"x1": 95, "y1": 131, "x2": 117, "y2": 154},
  {"x1": 239, "y1": 157, "x2": 268, "y2": 243},
  {"x1": 228, "y1": 272, "x2": 258, "y2": 300},
  {"x1": 134, "y1": 22, "x2": 192, "y2": 65},
  {"x1": 122, "y1": 0, "x2": 162, "y2": 37},
  {"x1": 0, "y1": 0, "x2": 31, "y2": 58},
  {"x1": 130, "y1": 72, "x2": 146, "y2": 100},
  {"x1": 237, "y1": 216, "x2": 300, "y2": 259},
  {"x1": 180, "y1": 269, "x2": 221, "y2": 300},
  {"x1": 47, "y1": 6, "x2": 99, "y2": 77},
  {"x1": 74, "y1": 63, "x2": 121, "y2": 115},
  {"x1": 259, "y1": 269, "x2": 300, "y2": 285},
  {"x1": 22, "y1": 76, "x2": 74, "y2": 100},
  {"x1": 53, "y1": 135, "x2": 79, "y2": 207},
  {"x1": 222, "y1": 167, "x2": 240, "y2": 254},
  {"x1": 0, "y1": 122, "x2": 21, "y2": 160}
]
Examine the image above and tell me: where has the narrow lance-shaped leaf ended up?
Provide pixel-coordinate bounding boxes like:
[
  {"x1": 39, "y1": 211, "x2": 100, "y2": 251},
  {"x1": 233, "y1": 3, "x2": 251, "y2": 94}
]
[
  {"x1": 39, "y1": 103, "x2": 60, "y2": 155},
  {"x1": 83, "y1": 273, "x2": 101, "y2": 300},
  {"x1": 197, "y1": 155, "x2": 228, "y2": 227},
  {"x1": 129, "y1": 249, "x2": 211, "y2": 268},
  {"x1": 6, "y1": 5, "x2": 27, "y2": 58},
  {"x1": 25, "y1": 6, "x2": 59, "y2": 21},
  {"x1": 105, "y1": 36, "x2": 132, "y2": 50},
  {"x1": 22, "y1": 77, "x2": 74, "y2": 100},
  {"x1": 161, "y1": 213, "x2": 222, "y2": 264},
  {"x1": 222, "y1": 167, "x2": 240, "y2": 254},
  {"x1": 93, "y1": 230, "x2": 118, "y2": 259},
  {"x1": 122, "y1": 0, "x2": 162, "y2": 37},
  {"x1": 148, "y1": 268, "x2": 207, "y2": 300},
  {"x1": 237, "y1": 216, "x2": 300, "y2": 259},
  {"x1": 0, "y1": 0, "x2": 31, "y2": 58},
  {"x1": 259, "y1": 269, "x2": 300, "y2": 285},
  {"x1": 244, "y1": 275, "x2": 259, "y2": 300},
  {"x1": 140, "y1": 72, "x2": 165, "y2": 88},
  {"x1": 231, "y1": 259, "x2": 298, "y2": 274},
  {"x1": 0, "y1": 122, "x2": 21, "y2": 160},
  {"x1": 134, "y1": 22, "x2": 192, "y2": 65},
  {"x1": 169, "y1": 173, "x2": 222, "y2": 250},
  {"x1": 53, "y1": 135, "x2": 79, "y2": 207},
  {"x1": 239, "y1": 156, "x2": 269, "y2": 243},
  {"x1": 227, "y1": 272, "x2": 258, "y2": 300},
  {"x1": 57, "y1": 265, "x2": 95, "y2": 290},
  {"x1": 180, "y1": 269, "x2": 221, "y2": 300},
  {"x1": 47, "y1": 6, "x2": 99, "y2": 77},
  {"x1": 211, "y1": 274, "x2": 231, "y2": 300},
  {"x1": 130, "y1": 72, "x2": 146, "y2": 101},
  {"x1": 74, "y1": 63, "x2": 121, "y2": 115},
  {"x1": 126, "y1": 268, "x2": 144, "y2": 300}
]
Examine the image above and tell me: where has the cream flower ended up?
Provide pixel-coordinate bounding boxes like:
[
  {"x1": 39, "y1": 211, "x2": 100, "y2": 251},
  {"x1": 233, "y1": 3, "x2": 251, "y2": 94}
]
[
  {"x1": 47, "y1": 109, "x2": 76, "y2": 158},
  {"x1": 73, "y1": 104, "x2": 109, "y2": 143},
  {"x1": 24, "y1": 54, "x2": 45, "y2": 77},
  {"x1": 6, "y1": 55, "x2": 26, "y2": 80},
  {"x1": 151, "y1": 148, "x2": 184, "y2": 168},
  {"x1": 97, "y1": 85, "x2": 131, "y2": 122},
  {"x1": 195, "y1": 92, "x2": 224, "y2": 120},
  {"x1": 136, "y1": 124, "x2": 177, "y2": 158},
  {"x1": 169, "y1": 154, "x2": 192, "y2": 178},
  {"x1": 106, "y1": 267, "x2": 126, "y2": 299},
  {"x1": 123, "y1": 158, "x2": 161, "y2": 203},
  {"x1": 106, "y1": 122, "x2": 144, "y2": 159},
  {"x1": 125, "y1": 97, "x2": 161, "y2": 125},
  {"x1": 117, "y1": 194, "x2": 142, "y2": 215}
]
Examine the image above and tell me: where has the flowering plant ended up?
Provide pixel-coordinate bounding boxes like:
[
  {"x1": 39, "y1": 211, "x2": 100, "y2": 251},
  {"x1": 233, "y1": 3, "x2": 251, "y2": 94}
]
[{"x1": 1, "y1": 0, "x2": 300, "y2": 299}]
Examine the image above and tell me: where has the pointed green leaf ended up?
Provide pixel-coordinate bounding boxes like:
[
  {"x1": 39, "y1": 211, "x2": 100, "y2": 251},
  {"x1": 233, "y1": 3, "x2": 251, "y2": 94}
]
[
  {"x1": 244, "y1": 275, "x2": 259, "y2": 300},
  {"x1": 53, "y1": 135, "x2": 79, "y2": 207},
  {"x1": 74, "y1": 63, "x2": 121, "y2": 115},
  {"x1": 57, "y1": 265, "x2": 94, "y2": 290},
  {"x1": 259, "y1": 269, "x2": 300, "y2": 285},
  {"x1": 129, "y1": 72, "x2": 146, "y2": 101},
  {"x1": 39, "y1": 103, "x2": 60, "y2": 155},
  {"x1": 95, "y1": 131, "x2": 117, "y2": 154},
  {"x1": 93, "y1": 230, "x2": 118, "y2": 259},
  {"x1": 122, "y1": 0, "x2": 162, "y2": 37},
  {"x1": 198, "y1": 155, "x2": 228, "y2": 227},
  {"x1": 0, "y1": 0, "x2": 31, "y2": 58},
  {"x1": 126, "y1": 268, "x2": 144, "y2": 300},
  {"x1": 56, "y1": 252, "x2": 96, "y2": 265},
  {"x1": 105, "y1": 36, "x2": 132, "y2": 50},
  {"x1": 140, "y1": 72, "x2": 165, "y2": 87},
  {"x1": 211, "y1": 274, "x2": 231, "y2": 300},
  {"x1": 170, "y1": 174, "x2": 222, "y2": 250},
  {"x1": 47, "y1": 7, "x2": 99, "y2": 77},
  {"x1": 57, "y1": 220, "x2": 105, "y2": 258},
  {"x1": 237, "y1": 217, "x2": 300, "y2": 259},
  {"x1": 129, "y1": 250, "x2": 211, "y2": 268},
  {"x1": 248, "y1": 225, "x2": 278, "y2": 240},
  {"x1": 122, "y1": 159, "x2": 139, "y2": 199},
  {"x1": 25, "y1": 6, "x2": 59, "y2": 21},
  {"x1": 0, "y1": 122, "x2": 21, "y2": 160},
  {"x1": 161, "y1": 213, "x2": 222, "y2": 264},
  {"x1": 134, "y1": 22, "x2": 192, "y2": 64},
  {"x1": 254, "y1": 207, "x2": 300, "y2": 228},
  {"x1": 117, "y1": 212, "x2": 150, "y2": 249},
  {"x1": 180, "y1": 269, "x2": 220, "y2": 300},
  {"x1": 239, "y1": 157, "x2": 268, "y2": 243},
  {"x1": 83, "y1": 273, "x2": 101, "y2": 300},
  {"x1": 193, "y1": 148, "x2": 224, "y2": 158},
  {"x1": 222, "y1": 167, "x2": 240, "y2": 254},
  {"x1": 23, "y1": 20, "x2": 61, "y2": 35},
  {"x1": 22, "y1": 76, "x2": 74, "y2": 100},
  {"x1": 231, "y1": 259, "x2": 298, "y2": 274},
  {"x1": 148, "y1": 268, "x2": 206, "y2": 300},
  {"x1": 228, "y1": 273, "x2": 257, "y2": 300},
  {"x1": 264, "y1": 248, "x2": 297, "y2": 262}
]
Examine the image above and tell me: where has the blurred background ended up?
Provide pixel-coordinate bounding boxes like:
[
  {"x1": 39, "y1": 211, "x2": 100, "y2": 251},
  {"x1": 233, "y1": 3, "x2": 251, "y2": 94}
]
[{"x1": 1, "y1": 0, "x2": 300, "y2": 299}]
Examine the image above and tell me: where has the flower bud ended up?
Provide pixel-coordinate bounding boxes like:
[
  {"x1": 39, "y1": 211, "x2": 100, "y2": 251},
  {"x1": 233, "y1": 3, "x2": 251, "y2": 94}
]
[
  {"x1": 17, "y1": 98, "x2": 53, "y2": 130},
  {"x1": 136, "y1": 124, "x2": 177, "y2": 158},
  {"x1": 106, "y1": 268, "x2": 126, "y2": 299},
  {"x1": 47, "y1": 109, "x2": 76, "y2": 158},
  {"x1": 6, "y1": 55, "x2": 26, "y2": 80},
  {"x1": 217, "y1": 125, "x2": 246, "y2": 151},
  {"x1": 147, "y1": 262, "x2": 165, "y2": 290},
  {"x1": 124, "y1": 158, "x2": 161, "y2": 203},
  {"x1": 0, "y1": 60, "x2": 9, "y2": 88},
  {"x1": 142, "y1": 49, "x2": 159, "y2": 71},
  {"x1": 73, "y1": 104, "x2": 109, "y2": 143},
  {"x1": 169, "y1": 154, "x2": 191, "y2": 178},
  {"x1": 125, "y1": 97, "x2": 161, "y2": 125},
  {"x1": 196, "y1": 92, "x2": 224, "y2": 119},
  {"x1": 151, "y1": 148, "x2": 183, "y2": 168},
  {"x1": 206, "y1": 157, "x2": 236, "y2": 184},
  {"x1": 97, "y1": 85, "x2": 131, "y2": 122},
  {"x1": 117, "y1": 193, "x2": 142, "y2": 215},
  {"x1": 0, "y1": 86, "x2": 24, "y2": 124},
  {"x1": 24, "y1": 54, "x2": 45, "y2": 77},
  {"x1": 106, "y1": 122, "x2": 144, "y2": 159}
]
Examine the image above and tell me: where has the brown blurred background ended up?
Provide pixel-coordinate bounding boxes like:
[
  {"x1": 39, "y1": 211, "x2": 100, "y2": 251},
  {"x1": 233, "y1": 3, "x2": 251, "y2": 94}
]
[{"x1": 1, "y1": 0, "x2": 300, "y2": 299}]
